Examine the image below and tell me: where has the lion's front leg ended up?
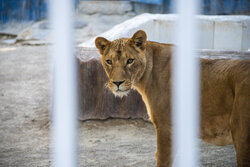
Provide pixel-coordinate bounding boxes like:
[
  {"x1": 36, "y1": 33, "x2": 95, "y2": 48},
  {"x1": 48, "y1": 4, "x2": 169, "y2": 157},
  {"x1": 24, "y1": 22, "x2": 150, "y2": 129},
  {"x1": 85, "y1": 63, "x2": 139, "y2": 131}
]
[{"x1": 155, "y1": 125, "x2": 172, "y2": 167}]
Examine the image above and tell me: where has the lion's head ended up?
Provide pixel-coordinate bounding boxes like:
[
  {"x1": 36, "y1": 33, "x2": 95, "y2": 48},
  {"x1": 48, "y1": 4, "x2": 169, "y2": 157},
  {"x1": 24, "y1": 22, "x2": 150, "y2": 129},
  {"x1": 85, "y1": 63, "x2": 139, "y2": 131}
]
[{"x1": 95, "y1": 30, "x2": 147, "y2": 98}]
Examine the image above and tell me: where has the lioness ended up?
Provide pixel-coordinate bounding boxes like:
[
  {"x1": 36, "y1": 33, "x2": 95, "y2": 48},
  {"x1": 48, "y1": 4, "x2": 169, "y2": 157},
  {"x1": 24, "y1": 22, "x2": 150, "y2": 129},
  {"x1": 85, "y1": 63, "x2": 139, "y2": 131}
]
[{"x1": 95, "y1": 30, "x2": 250, "y2": 167}]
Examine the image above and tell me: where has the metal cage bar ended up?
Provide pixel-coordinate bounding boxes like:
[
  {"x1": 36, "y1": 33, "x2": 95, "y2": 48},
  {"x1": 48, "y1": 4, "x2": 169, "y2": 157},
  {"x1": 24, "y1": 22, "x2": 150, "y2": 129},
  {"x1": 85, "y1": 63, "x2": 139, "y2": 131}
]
[
  {"x1": 50, "y1": 0, "x2": 78, "y2": 166},
  {"x1": 172, "y1": 0, "x2": 200, "y2": 166}
]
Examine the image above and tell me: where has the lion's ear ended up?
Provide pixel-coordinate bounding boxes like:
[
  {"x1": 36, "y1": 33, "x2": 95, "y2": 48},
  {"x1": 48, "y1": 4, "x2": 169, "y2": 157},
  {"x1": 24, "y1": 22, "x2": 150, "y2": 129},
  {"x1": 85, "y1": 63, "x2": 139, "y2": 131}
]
[
  {"x1": 130, "y1": 30, "x2": 147, "y2": 50},
  {"x1": 95, "y1": 37, "x2": 110, "y2": 55}
]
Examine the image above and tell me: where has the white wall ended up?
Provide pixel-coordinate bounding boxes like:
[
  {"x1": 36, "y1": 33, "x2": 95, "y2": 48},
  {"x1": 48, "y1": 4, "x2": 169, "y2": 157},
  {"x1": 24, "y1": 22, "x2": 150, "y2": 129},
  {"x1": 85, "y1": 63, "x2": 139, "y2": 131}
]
[{"x1": 79, "y1": 14, "x2": 250, "y2": 51}]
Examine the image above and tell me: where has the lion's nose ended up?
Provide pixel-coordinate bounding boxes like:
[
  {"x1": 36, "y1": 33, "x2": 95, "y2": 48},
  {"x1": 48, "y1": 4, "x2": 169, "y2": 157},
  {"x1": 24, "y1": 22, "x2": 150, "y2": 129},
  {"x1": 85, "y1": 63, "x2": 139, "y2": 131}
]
[{"x1": 113, "y1": 80, "x2": 125, "y2": 87}]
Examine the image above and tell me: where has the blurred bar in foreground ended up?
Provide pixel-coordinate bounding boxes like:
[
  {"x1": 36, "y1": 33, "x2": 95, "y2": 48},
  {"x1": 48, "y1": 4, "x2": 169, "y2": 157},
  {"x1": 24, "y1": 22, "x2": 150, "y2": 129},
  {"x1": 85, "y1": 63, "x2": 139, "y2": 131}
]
[
  {"x1": 50, "y1": 0, "x2": 78, "y2": 166},
  {"x1": 172, "y1": 0, "x2": 200, "y2": 166}
]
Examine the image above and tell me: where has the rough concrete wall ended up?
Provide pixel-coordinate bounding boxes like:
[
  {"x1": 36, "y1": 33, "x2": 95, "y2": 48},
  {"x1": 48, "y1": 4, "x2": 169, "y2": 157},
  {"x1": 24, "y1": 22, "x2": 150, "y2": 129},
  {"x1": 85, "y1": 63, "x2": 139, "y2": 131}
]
[
  {"x1": 78, "y1": 1, "x2": 133, "y2": 15},
  {"x1": 79, "y1": 14, "x2": 250, "y2": 51}
]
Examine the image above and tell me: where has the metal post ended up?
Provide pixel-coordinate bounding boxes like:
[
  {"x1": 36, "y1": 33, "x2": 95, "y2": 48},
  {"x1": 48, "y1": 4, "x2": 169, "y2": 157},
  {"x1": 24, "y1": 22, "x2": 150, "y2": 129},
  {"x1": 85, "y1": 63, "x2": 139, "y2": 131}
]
[
  {"x1": 172, "y1": 0, "x2": 200, "y2": 166},
  {"x1": 50, "y1": 0, "x2": 78, "y2": 167}
]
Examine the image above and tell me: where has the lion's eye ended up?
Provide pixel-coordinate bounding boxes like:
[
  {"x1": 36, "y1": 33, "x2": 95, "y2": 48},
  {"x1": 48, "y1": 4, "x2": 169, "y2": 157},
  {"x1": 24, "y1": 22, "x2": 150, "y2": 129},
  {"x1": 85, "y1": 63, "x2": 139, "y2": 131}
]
[
  {"x1": 106, "y1": 60, "x2": 112, "y2": 65},
  {"x1": 127, "y1": 59, "x2": 134, "y2": 64}
]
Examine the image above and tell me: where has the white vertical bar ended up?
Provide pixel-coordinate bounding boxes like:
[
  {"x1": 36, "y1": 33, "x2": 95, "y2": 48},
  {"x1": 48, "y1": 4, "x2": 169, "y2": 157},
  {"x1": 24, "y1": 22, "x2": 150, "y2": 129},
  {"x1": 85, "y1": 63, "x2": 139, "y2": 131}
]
[
  {"x1": 172, "y1": 0, "x2": 200, "y2": 166},
  {"x1": 50, "y1": 0, "x2": 78, "y2": 167}
]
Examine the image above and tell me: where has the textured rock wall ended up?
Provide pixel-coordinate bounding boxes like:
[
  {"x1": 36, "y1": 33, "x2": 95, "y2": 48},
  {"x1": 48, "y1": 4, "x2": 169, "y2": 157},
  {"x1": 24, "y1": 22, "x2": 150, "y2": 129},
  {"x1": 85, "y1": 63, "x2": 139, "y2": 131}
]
[{"x1": 78, "y1": 1, "x2": 133, "y2": 15}]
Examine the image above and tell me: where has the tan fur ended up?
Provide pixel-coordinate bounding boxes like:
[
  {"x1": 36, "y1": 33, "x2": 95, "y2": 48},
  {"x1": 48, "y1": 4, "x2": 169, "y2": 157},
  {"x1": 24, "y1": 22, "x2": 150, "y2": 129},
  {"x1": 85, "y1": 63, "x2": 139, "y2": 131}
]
[{"x1": 95, "y1": 30, "x2": 250, "y2": 167}]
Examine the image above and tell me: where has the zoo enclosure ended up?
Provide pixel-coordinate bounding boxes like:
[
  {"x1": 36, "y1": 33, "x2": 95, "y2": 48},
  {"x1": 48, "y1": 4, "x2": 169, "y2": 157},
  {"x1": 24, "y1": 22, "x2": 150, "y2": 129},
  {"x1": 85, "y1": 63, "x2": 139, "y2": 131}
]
[{"x1": 50, "y1": 0, "x2": 201, "y2": 166}]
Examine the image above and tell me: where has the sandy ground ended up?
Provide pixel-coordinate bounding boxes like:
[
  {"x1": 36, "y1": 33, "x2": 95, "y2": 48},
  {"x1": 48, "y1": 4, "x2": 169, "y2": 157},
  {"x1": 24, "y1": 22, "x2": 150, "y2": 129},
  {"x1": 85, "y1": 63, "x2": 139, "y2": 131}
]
[{"x1": 0, "y1": 45, "x2": 236, "y2": 167}]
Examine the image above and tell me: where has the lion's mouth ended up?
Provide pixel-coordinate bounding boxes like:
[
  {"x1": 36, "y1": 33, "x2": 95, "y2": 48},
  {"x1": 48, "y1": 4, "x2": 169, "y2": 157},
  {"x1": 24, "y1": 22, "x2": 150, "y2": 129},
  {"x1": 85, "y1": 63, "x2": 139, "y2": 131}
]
[
  {"x1": 113, "y1": 89, "x2": 130, "y2": 98},
  {"x1": 116, "y1": 88, "x2": 124, "y2": 92}
]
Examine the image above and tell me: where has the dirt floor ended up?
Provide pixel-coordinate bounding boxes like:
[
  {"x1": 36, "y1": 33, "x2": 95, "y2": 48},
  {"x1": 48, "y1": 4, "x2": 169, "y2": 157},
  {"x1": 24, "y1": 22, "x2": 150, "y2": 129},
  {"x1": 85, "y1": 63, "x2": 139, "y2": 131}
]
[{"x1": 0, "y1": 45, "x2": 236, "y2": 167}]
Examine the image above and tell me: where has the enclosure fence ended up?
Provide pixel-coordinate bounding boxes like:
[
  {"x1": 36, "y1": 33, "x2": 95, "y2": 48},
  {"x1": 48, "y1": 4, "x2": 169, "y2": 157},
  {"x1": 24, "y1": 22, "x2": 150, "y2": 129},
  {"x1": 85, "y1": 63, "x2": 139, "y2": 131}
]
[
  {"x1": 50, "y1": 0, "x2": 200, "y2": 166},
  {"x1": 50, "y1": 0, "x2": 78, "y2": 167},
  {"x1": 172, "y1": 0, "x2": 200, "y2": 166}
]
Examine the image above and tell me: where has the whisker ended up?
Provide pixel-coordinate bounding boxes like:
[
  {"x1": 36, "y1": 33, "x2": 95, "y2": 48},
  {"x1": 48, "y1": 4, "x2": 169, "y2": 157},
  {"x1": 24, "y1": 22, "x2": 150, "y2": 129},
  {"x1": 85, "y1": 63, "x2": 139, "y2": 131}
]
[
  {"x1": 104, "y1": 82, "x2": 109, "y2": 89},
  {"x1": 123, "y1": 84, "x2": 131, "y2": 87}
]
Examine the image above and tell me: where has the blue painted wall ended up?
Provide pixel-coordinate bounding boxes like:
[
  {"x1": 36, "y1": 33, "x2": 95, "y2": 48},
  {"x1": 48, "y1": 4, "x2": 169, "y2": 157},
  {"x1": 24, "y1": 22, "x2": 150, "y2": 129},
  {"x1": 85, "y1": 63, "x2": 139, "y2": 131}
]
[
  {"x1": 1, "y1": 0, "x2": 249, "y2": 24},
  {"x1": 0, "y1": 0, "x2": 79, "y2": 24},
  {"x1": 0, "y1": 0, "x2": 48, "y2": 24},
  {"x1": 132, "y1": 0, "x2": 163, "y2": 5},
  {"x1": 201, "y1": 0, "x2": 250, "y2": 15},
  {"x1": 133, "y1": 0, "x2": 250, "y2": 14}
]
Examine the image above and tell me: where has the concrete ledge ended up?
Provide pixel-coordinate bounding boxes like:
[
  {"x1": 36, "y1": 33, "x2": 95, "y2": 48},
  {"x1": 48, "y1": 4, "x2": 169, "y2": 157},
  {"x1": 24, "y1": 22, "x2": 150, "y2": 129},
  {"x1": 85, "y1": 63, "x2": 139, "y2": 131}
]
[{"x1": 79, "y1": 14, "x2": 250, "y2": 51}]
